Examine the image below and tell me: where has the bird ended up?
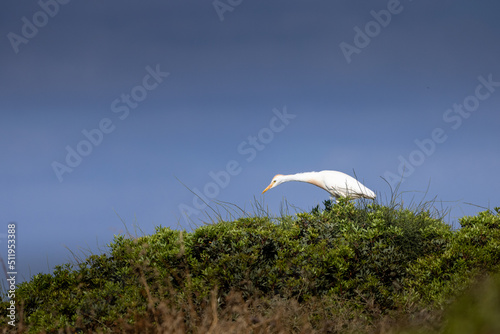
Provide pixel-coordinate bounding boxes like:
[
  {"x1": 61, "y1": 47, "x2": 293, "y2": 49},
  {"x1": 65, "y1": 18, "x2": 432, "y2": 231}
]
[{"x1": 262, "y1": 170, "x2": 376, "y2": 200}]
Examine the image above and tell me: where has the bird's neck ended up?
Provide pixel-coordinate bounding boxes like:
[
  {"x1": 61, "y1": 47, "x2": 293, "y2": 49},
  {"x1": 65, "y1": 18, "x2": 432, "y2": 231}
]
[{"x1": 283, "y1": 172, "x2": 320, "y2": 184}]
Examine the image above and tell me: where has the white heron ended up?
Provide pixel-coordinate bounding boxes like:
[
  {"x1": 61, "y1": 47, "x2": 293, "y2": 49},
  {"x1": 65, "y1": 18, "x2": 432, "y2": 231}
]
[{"x1": 262, "y1": 170, "x2": 376, "y2": 200}]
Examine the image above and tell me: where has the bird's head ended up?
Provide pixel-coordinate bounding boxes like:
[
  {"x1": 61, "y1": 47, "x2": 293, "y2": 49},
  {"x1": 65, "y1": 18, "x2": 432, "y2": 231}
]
[{"x1": 262, "y1": 174, "x2": 285, "y2": 194}]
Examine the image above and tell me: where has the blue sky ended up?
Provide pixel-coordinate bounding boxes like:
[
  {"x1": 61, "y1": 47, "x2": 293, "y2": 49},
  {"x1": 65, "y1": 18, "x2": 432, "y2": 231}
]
[{"x1": 1, "y1": 0, "x2": 499, "y2": 282}]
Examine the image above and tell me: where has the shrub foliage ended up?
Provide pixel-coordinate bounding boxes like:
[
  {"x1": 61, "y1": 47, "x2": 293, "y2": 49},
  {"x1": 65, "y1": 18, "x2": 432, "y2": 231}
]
[{"x1": 1, "y1": 200, "x2": 500, "y2": 333}]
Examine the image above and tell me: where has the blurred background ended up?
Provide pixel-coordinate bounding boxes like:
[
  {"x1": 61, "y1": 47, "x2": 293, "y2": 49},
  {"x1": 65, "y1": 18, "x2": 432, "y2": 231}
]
[{"x1": 1, "y1": 0, "x2": 499, "y2": 282}]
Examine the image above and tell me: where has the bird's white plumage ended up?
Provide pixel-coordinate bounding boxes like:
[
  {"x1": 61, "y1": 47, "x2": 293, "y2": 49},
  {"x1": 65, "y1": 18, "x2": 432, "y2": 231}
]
[{"x1": 262, "y1": 170, "x2": 376, "y2": 200}]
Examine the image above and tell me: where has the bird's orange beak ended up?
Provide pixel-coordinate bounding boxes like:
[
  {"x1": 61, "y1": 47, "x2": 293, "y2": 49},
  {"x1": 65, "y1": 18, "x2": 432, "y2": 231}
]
[{"x1": 262, "y1": 183, "x2": 273, "y2": 194}]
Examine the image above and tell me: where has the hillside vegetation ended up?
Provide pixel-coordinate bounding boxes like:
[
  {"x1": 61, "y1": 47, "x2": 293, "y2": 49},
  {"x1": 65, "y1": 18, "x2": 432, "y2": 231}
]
[{"x1": 2, "y1": 198, "x2": 500, "y2": 333}]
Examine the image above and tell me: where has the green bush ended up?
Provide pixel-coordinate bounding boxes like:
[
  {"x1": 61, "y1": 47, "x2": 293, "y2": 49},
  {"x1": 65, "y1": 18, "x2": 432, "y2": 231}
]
[
  {"x1": 1, "y1": 201, "x2": 499, "y2": 333},
  {"x1": 443, "y1": 271, "x2": 500, "y2": 334},
  {"x1": 405, "y1": 207, "x2": 500, "y2": 307}
]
